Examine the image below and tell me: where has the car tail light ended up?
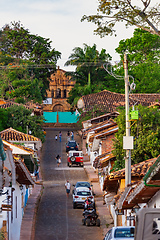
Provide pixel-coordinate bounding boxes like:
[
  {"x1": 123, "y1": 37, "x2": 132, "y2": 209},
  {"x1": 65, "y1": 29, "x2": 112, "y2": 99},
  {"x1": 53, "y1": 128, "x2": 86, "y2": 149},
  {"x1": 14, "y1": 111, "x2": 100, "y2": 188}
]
[
  {"x1": 74, "y1": 196, "x2": 79, "y2": 198},
  {"x1": 89, "y1": 187, "x2": 91, "y2": 190},
  {"x1": 90, "y1": 196, "x2": 93, "y2": 199},
  {"x1": 66, "y1": 146, "x2": 69, "y2": 148}
]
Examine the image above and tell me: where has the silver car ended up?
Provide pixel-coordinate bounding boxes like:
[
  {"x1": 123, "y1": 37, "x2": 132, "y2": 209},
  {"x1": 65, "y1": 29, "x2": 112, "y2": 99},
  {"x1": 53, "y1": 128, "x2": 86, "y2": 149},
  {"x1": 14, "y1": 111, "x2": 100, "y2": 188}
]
[
  {"x1": 104, "y1": 226, "x2": 135, "y2": 240},
  {"x1": 72, "y1": 188, "x2": 94, "y2": 209}
]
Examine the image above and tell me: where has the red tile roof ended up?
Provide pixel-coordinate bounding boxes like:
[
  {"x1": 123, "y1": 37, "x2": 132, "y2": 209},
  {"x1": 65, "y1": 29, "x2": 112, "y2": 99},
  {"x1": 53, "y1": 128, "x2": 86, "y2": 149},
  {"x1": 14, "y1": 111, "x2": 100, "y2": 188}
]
[
  {"x1": 79, "y1": 90, "x2": 160, "y2": 112},
  {"x1": 0, "y1": 100, "x2": 43, "y2": 115},
  {"x1": 103, "y1": 157, "x2": 157, "y2": 191},
  {"x1": 0, "y1": 128, "x2": 40, "y2": 142}
]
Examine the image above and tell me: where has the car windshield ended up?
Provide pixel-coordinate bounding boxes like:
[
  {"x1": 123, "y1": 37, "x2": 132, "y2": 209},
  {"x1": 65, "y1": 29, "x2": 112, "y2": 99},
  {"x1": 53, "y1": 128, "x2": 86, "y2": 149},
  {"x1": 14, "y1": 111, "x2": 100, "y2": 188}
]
[
  {"x1": 77, "y1": 191, "x2": 91, "y2": 196},
  {"x1": 68, "y1": 142, "x2": 76, "y2": 147},
  {"x1": 76, "y1": 182, "x2": 90, "y2": 188},
  {"x1": 114, "y1": 228, "x2": 134, "y2": 238}
]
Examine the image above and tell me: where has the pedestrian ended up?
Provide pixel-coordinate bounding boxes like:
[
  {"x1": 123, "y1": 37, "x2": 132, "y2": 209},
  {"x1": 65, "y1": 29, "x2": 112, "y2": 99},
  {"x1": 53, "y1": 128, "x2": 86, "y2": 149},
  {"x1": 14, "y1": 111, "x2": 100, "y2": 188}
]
[
  {"x1": 55, "y1": 154, "x2": 61, "y2": 167},
  {"x1": 65, "y1": 180, "x2": 71, "y2": 197},
  {"x1": 59, "y1": 131, "x2": 62, "y2": 142},
  {"x1": 34, "y1": 166, "x2": 39, "y2": 181},
  {"x1": 55, "y1": 135, "x2": 58, "y2": 141},
  {"x1": 67, "y1": 130, "x2": 70, "y2": 141},
  {"x1": 71, "y1": 131, "x2": 74, "y2": 140}
]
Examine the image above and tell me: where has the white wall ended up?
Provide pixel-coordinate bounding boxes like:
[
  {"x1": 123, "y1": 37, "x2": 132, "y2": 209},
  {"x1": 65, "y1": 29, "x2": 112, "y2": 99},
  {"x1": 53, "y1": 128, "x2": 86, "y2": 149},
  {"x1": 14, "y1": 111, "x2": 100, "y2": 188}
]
[{"x1": 148, "y1": 190, "x2": 160, "y2": 208}]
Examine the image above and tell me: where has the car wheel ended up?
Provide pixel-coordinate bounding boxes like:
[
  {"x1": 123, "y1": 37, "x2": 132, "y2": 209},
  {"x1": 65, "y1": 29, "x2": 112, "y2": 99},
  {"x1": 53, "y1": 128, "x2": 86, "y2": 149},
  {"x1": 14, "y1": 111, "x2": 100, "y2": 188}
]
[
  {"x1": 86, "y1": 218, "x2": 90, "y2": 226},
  {"x1": 73, "y1": 202, "x2": 76, "y2": 209},
  {"x1": 70, "y1": 156, "x2": 76, "y2": 162},
  {"x1": 96, "y1": 218, "x2": 100, "y2": 227},
  {"x1": 82, "y1": 218, "x2": 85, "y2": 225}
]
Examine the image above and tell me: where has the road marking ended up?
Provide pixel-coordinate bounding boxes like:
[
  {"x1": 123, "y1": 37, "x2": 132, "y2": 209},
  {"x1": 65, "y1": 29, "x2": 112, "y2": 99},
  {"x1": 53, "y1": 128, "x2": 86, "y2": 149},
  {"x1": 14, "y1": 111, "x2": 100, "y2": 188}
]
[{"x1": 54, "y1": 167, "x2": 84, "y2": 170}]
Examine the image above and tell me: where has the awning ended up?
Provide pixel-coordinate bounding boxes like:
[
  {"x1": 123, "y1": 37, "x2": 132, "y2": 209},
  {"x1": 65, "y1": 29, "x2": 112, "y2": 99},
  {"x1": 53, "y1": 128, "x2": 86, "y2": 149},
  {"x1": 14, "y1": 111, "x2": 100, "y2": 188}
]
[
  {"x1": 94, "y1": 152, "x2": 115, "y2": 168},
  {"x1": 15, "y1": 160, "x2": 35, "y2": 185}
]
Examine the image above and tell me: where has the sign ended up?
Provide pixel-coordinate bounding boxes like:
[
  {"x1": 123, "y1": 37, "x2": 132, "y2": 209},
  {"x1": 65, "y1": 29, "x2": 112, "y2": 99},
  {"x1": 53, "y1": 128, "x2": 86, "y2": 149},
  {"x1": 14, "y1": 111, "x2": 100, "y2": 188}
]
[
  {"x1": 1, "y1": 204, "x2": 12, "y2": 211},
  {"x1": 127, "y1": 216, "x2": 135, "y2": 221},
  {"x1": 115, "y1": 209, "x2": 124, "y2": 215},
  {"x1": 130, "y1": 110, "x2": 139, "y2": 120},
  {"x1": 43, "y1": 98, "x2": 52, "y2": 104},
  {"x1": 123, "y1": 136, "x2": 134, "y2": 150}
]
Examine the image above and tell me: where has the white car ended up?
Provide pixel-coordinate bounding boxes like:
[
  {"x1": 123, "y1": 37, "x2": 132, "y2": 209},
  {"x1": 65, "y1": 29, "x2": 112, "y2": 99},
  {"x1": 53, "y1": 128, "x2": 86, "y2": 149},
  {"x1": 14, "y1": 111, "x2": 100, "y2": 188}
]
[
  {"x1": 104, "y1": 226, "x2": 135, "y2": 240},
  {"x1": 72, "y1": 188, "x2": 94, "y2": 209},
  {"x1": 72, "y1": 181, "x2": 93, "y2": 194}
]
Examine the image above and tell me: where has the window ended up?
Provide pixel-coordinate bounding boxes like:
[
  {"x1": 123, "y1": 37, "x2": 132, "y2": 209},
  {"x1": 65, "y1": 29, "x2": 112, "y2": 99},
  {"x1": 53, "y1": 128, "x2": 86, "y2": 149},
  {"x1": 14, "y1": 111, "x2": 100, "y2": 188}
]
[
  {"x1": 114, "y1": 228, "x2": 134, "y2": 238},
  {"x1": 152, "y1": 218, "x2": 160, "y2": 234},
  {"x1": 51, "y1": 90, "x2": 54, "y2": 98},
  {"x1": 77, "y1": 191, "x2": 91, "y2": 196},
  {"x1": 64, "y1": 89, "x2": 67, "y2": 98},
  {"x1": 57, "y1": 88, "x2": 61, "y2": 98}
]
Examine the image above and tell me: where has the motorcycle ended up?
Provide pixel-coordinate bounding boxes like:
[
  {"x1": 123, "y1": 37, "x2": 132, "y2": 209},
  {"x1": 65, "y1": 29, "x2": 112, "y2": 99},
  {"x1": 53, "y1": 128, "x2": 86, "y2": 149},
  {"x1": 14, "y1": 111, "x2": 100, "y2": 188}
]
[{"x1": 82, "y1": 207, "x2": 100, "y2": 227}]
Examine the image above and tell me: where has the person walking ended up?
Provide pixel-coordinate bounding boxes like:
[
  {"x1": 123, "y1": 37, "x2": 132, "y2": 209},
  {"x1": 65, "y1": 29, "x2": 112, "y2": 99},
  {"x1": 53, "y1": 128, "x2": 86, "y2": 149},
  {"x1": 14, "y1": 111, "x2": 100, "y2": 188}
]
[
  {"x1": 71, "y1": 131, "x2": 74, "y2": 140},
  {"x1": 55, "y1": 154, "x2": 61, "y2": 167},
  {"x1": 65, "y1": 180, "x2": 71, "y2": 197},
  {"x1": 67, "y1": 131, "x2": 70, "y2": 141},
  {"x1": 59, "y1": 131, "x2": 62, "y2": 142},
  {"x1": 55, "y1": 135, "x2": 58, "y2": 141}
]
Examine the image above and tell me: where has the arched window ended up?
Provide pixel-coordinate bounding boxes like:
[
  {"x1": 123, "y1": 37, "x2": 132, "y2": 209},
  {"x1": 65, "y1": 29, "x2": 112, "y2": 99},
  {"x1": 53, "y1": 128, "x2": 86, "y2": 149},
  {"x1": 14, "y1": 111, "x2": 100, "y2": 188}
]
[
  {"x1": 57, "y1": 88, "x2": 61, "y2": 98},
  {"x1": 64, "y1": 89, "x2": 67, "y2": 98},
  {"x1": 51, "y1": 90, "x2": 54, "y2": 98}
]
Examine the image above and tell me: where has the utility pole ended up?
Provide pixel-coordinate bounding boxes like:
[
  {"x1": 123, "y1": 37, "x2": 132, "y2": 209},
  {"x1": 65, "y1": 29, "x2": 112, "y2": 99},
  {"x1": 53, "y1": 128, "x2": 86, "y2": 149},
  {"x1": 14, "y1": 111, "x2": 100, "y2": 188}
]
[{"x1": 124, "y1": 53, "x2": 131, "y2": 186}]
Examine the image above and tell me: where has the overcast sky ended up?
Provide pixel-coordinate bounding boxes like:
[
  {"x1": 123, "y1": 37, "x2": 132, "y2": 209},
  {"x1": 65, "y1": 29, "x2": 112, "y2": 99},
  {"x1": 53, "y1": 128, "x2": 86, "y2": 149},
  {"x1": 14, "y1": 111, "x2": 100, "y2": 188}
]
[{"x1": 1, "y1": 0, "x2": 135, "y2": 71}]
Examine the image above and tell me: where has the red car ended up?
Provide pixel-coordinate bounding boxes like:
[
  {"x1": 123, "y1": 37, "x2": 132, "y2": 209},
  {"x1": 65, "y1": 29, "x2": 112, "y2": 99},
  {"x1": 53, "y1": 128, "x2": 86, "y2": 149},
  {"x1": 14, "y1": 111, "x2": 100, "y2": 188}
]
[{"x1": 67, "y1": 151, "x2": 83, "y2": 167}]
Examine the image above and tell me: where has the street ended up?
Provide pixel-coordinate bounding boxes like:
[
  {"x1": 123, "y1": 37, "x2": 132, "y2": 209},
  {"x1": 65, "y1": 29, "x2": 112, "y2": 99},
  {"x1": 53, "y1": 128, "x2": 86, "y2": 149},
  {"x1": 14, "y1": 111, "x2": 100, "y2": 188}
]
[{"x1": 34, "y1": 128, "x2": 103, "y2": 240}]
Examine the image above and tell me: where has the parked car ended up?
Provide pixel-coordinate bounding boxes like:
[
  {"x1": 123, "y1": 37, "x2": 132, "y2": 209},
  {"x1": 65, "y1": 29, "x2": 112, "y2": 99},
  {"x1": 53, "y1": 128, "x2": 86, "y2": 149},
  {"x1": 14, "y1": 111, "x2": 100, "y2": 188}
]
[
  {"x1": 103, "y1": 226, "x2": 135, "y2": 240},
  {"x1": 66, "y1": 140, "x2": 78, "y2": 152},
  {"x1": 72, "y1": 188, "x2": 94, "y2": 209},
  {"x1": 73, "y1": 181, "x2": 93, "y2": 194},
  {"x1": 67, "y1": 151, "x2": 83, "y2": 167}
]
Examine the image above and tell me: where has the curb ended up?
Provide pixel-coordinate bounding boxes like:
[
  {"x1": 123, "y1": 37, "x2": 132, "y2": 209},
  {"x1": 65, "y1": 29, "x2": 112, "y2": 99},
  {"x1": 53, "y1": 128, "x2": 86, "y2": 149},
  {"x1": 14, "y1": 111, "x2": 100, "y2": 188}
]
[{"x1": 31, "y1": 185, "x2": 43, "y2": 240}]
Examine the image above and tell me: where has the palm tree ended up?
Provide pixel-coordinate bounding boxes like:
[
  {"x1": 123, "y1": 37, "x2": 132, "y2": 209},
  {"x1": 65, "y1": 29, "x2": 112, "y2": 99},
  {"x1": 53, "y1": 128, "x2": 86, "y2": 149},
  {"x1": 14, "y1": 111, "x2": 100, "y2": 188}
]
[{"x1": 65, "y1": 43, "x2": 112, "y2": 87}]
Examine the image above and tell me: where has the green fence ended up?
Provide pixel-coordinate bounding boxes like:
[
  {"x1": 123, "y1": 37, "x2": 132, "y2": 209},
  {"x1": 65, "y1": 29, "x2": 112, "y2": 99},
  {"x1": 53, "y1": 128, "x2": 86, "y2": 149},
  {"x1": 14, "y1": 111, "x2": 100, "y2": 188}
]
[
  {"x1": 43, "y1": 112, "x2": 57, "y2": 123},
  {"x1": 43, "y1": 112, "x2": 79, "y2": 123}
]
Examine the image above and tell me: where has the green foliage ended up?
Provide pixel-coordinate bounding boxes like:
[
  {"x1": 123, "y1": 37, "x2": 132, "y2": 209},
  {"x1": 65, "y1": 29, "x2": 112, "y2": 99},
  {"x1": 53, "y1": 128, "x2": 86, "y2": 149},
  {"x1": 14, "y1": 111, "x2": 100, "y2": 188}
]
[
  {"x1": 76, "y1": 105, "x2": 109, "y2": 129},
  {"x1": 65, "y1": 43, "x2": 116, "y2": 107},
  {"x1": 0, "y1": 108, "x2": 8, "y2": 132},
  {"x1": 112, "y1": 105, "x2": 160, "y2": 171},
  {"x1": 114, "y1": 29, "x2": 160, "y2": 94},
  {"x1": 0, "y1": 21, "x2": 61, "y2": 103},
  {"x1": 81, "y1": 1, "x2": 160, "y2": 37},
  {"x1": 116, "y1": 29, "x2": 160, "y2": 65},
  {"x1": 1, "y1": 105, "x2": 45, "y2": 142}
]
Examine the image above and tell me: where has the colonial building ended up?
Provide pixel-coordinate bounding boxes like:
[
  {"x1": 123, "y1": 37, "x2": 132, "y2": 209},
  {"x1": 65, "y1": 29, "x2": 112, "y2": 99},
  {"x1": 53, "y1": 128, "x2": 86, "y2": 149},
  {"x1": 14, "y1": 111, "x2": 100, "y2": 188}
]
[{"x1": 43, "y1": 67, "x2": 75, "y2": 112}]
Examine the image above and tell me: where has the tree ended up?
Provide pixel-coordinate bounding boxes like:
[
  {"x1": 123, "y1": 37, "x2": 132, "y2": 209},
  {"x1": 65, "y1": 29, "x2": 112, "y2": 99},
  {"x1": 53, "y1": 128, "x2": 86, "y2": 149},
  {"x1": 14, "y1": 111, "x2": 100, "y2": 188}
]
[
  {"x1": 115, "y1": 28, "x2": 160, "y2": 93},
  {"x1": 0, "y1": 21, "x2": 61, "y2": 102},
  {"x1": 115, "y1": 28, "x2": 160, "y2": 64},
  {"x1": 5, "y1": 105, "x2": 45, "y2": 142},
  {"x1": 65, "y1": 43, "x2": 115, "y2": 107},
  {"x1": 112, "y1": 105, "x2": 160, "y2": 171},
  {"x1": 81, "y1": 0, "x2": 160, "y2": 37}
]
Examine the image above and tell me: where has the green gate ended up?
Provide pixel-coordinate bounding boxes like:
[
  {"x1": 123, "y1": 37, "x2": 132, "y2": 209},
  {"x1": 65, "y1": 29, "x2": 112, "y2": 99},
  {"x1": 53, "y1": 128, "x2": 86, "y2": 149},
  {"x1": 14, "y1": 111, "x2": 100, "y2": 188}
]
[{"x1": 43, "y1": 112, "x2": 79, "y2": 123}]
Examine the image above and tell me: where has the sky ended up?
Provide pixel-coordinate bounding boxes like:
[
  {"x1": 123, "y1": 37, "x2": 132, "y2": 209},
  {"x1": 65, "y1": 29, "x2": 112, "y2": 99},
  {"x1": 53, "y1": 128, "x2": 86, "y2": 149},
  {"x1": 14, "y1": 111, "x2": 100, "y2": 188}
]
[{"x1": 0, "y1": 0, "x2": 135, "y2": 71}]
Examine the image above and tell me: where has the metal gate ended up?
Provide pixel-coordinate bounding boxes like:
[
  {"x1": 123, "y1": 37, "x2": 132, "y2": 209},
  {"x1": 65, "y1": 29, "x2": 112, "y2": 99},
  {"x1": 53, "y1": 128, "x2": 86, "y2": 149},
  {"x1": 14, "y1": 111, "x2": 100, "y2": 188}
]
[{"x1": 43, "y1": 112, "x2": 79, "y2": 123}]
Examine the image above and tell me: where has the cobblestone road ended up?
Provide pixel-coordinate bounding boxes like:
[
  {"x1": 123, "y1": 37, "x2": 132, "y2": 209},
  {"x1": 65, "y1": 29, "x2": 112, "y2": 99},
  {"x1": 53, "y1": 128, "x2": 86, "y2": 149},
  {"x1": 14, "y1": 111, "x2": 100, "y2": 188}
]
[{"x1": 34, "y1": 128, "x2": 103, "y2": 240}]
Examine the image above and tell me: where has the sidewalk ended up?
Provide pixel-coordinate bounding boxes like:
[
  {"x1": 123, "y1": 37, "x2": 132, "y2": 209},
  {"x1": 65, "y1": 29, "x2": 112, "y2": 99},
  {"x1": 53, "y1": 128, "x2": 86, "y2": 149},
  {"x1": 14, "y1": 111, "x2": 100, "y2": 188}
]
[{"x1": 20, "y1": 181, "x2": 42, "y2": 240}]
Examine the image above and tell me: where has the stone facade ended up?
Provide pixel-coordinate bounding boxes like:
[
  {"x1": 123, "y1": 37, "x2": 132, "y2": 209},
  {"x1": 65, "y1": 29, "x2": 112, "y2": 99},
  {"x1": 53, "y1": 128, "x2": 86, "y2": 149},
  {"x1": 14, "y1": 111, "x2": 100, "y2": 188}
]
[{"x1": 43, "y1": 67, "x2": 75, "y2": 112}]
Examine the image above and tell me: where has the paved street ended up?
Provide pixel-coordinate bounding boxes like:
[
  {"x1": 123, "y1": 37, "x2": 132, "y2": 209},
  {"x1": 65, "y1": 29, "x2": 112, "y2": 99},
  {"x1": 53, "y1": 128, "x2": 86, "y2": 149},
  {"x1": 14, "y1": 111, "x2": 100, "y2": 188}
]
[{"x1": 34, "y1": 128, "x2": 103, "y2": 240}]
